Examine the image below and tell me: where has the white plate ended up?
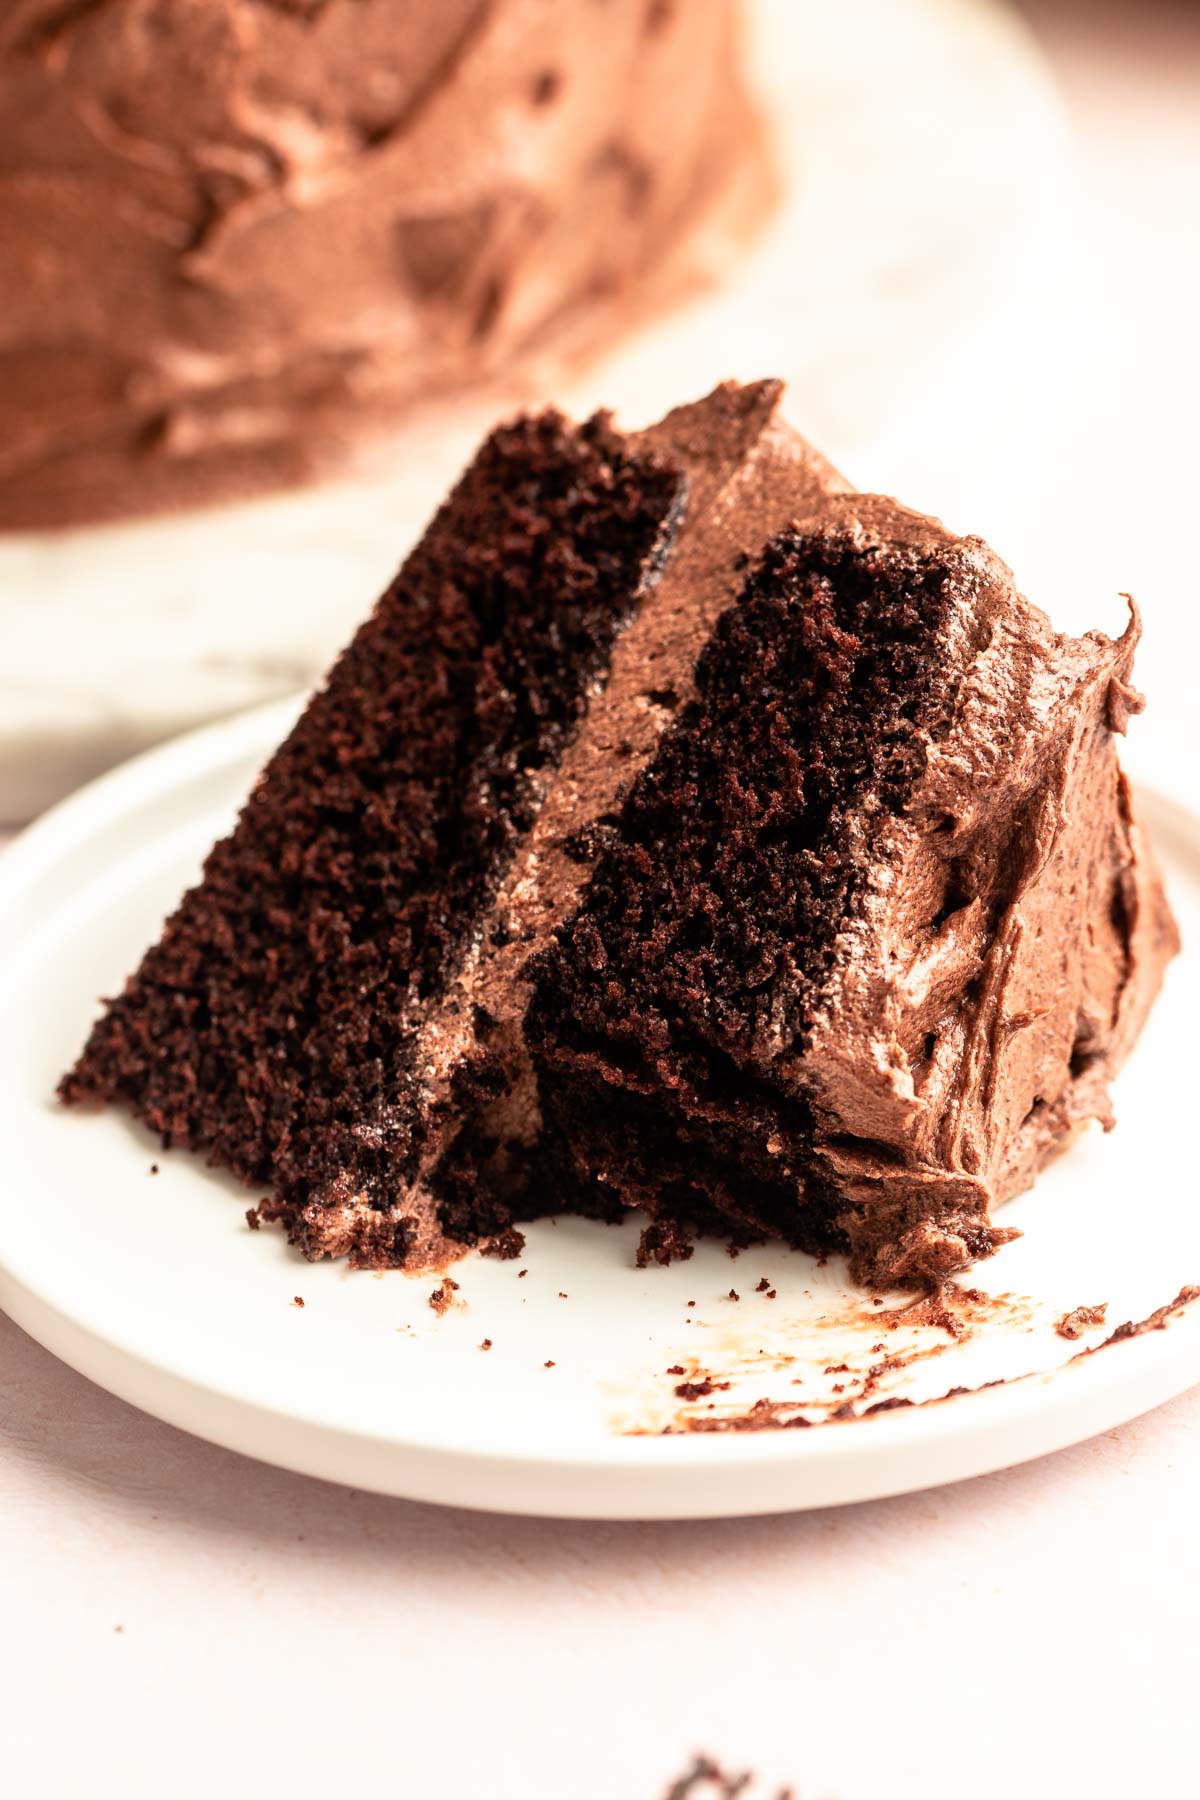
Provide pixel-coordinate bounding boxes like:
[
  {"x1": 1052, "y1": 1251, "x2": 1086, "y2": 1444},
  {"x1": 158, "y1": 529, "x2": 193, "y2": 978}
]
[{"x1": 1, "y1": 699, "x2": 1197, "y2": 1519}]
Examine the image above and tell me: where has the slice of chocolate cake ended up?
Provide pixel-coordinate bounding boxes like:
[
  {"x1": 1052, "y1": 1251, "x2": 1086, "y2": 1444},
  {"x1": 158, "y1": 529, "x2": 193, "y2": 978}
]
[{"x1": 61, "y1": 381, "x2": 1177, "y2": 1286}]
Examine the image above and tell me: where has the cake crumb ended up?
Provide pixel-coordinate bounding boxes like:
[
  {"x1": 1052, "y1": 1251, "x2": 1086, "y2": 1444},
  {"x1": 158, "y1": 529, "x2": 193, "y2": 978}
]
[
  {"x1": 114, "y1": 1625, "x2": 124, "y2": 1634},
  {"x1": 480, "y1": 1227, "x2": 526, "y2": 1261},
  {"x1": 637, "y1": 1218, "x2": 695, "y2": 1267},
  {"x1": 544, "y1": 1359, "x2": 556, "y2": 1368},
  {"x1": 148, "y1": 1163, "x2": 159, "y2": 1176},
  {"x1": 1055, "y1": 1302, "x2": 1108, "y2": 1340},
  {"x1": 479, "y1": 1338, "x2": 493, "y2": 1351},
  {"x1": 674, "y1": 1377, "x2": 731, "y2": 1401},
  {"x1": 292, "y1": 1295, "x2": 305, "y2": 1308},
  {"x1": 245, "y1": 1208, "x2": 261, "y2": 1231},
  {"x1": 428, "y1": 1276, "x2": 461, "y2": 1317},
  {"x1": 558, "y1": 1291, "x2": 569, "y2": 1299},
  {"x1": 661, "y1": 1752, "x2": 760, "y2": 1799},
  {"x1": 755, "y1": 1277, "x2": 770, "y2": 1293},
  {"x1": 518, "y1": 1268, "x2": 528, "y2": 1279},
  {"x1": 727, "y1": 1289, "x2": 740, "y2": 1302},
  {"x1": 666, "y1": 1364, "x2": 686, "y2": 1376}
]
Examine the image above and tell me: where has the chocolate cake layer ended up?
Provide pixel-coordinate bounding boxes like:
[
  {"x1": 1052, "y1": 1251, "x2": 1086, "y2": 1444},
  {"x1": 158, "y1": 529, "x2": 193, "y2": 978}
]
[
  {"x1": 61, "y1": 381, "x2": 1178, "y2": 1286},
  {"x1": 60, "y1": 409, "x2": 686, "y2": 1260},
  {"x1": 0, "y1": 0, "x2": 770, "y2": 528}
]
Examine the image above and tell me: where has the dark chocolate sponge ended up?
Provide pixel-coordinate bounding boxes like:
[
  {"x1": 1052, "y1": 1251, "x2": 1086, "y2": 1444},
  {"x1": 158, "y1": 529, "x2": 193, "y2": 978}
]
[{"x1": 61, "y1": 408, "x2": 684, "y2": 1263}]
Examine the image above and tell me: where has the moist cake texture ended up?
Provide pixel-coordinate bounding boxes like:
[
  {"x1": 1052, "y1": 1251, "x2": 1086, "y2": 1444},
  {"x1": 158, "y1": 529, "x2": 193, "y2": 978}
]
[
  {"x1": 61, "y1": 405, "x2": 688, "y2": 1264},
  {"x1": 60, "y1": 380, "x2": 1178, "y2": 1286},
  {"x1": 0, "y1": 0, "x2": 769, "y2": 528}
]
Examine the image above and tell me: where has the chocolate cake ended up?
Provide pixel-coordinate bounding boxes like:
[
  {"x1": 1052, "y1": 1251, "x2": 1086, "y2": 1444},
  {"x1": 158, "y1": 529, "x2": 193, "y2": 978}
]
[
  {"x1": 60, "y1": 380, "x2": 1179, "y2": 1287},
  {"x1": 0, "y1": 0, "x2": 769, "y2": 529}
]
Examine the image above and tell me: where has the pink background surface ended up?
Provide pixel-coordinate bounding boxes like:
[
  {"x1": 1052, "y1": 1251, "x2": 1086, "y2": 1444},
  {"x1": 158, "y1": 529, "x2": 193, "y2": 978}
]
[{"x1": 3, "y1": 6, "x2": 1198, "y2": 1796}]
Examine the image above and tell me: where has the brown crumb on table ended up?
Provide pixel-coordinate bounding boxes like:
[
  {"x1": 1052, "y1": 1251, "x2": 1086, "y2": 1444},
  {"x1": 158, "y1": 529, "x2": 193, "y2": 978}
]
[
  {"x1": 148, "y1": 1163, "x2": 159, "y2": 1175},
  {"x1": 663, "y1": 1753, "x2": 763, "y2": 1798},
  {"x1": 292, "y1": 1295, "x2": 305, "y2": 1308},
  {"x1": 479, "y1": 1338, "x2": 493, "y2": 1351},
  {"x1": 428, "y1": 1276, "x2": 461, "y2": 1316},
  {"x1": 687, "y1": 1299, "x2": 696, "y2": 1308},
  {"x1": 245, "y1": 1208, "x2": 261, "y2": 1231},
  {"x1": 518, "y1": 1268, "x2": 528, "y2": 1279},
  {"x1": 1055, "y1": 1303, "x2": 1108, "y2": 1340},
  {"x1": 558, "y1": 1291, "x2": 569, "y2": 1299},
  {"x1": 114, "y1": 1625, "x2": 124, "y2": 1634},
  {"x1": 727, "y1": 1289, "x2": 740, "y2": 1302},
  {"x1": 666, "y1": 1364, "x2": 686, "y2": 1375},
  {"x1": 544, "y1": 1359, "x2": 556, "y2": 1368}
]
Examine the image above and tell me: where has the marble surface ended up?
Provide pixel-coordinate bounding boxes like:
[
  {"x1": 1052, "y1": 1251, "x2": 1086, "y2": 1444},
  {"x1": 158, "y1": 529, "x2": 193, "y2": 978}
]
[
  {"x1": 0, "y1": 0, "x2": 1072, "y2": 819},
  {"x1": 1, "y1": 6, "x2": 1198, "y2": 1798}
]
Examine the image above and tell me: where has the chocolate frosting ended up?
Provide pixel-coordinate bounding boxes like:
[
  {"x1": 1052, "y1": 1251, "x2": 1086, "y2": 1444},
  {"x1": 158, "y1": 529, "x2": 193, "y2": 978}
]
[
  {"x1": 798, "y1": 518, "x2": 1180, "y2": 1284},
  {"x1": 0, "y1": 0, "x2": 770, "y2": 528}
]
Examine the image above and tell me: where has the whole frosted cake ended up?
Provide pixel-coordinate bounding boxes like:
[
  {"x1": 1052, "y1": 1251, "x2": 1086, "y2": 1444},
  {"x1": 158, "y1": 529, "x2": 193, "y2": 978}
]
[{"x1": 0, "y1": 0, "x2": 768, "y2": 528}]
